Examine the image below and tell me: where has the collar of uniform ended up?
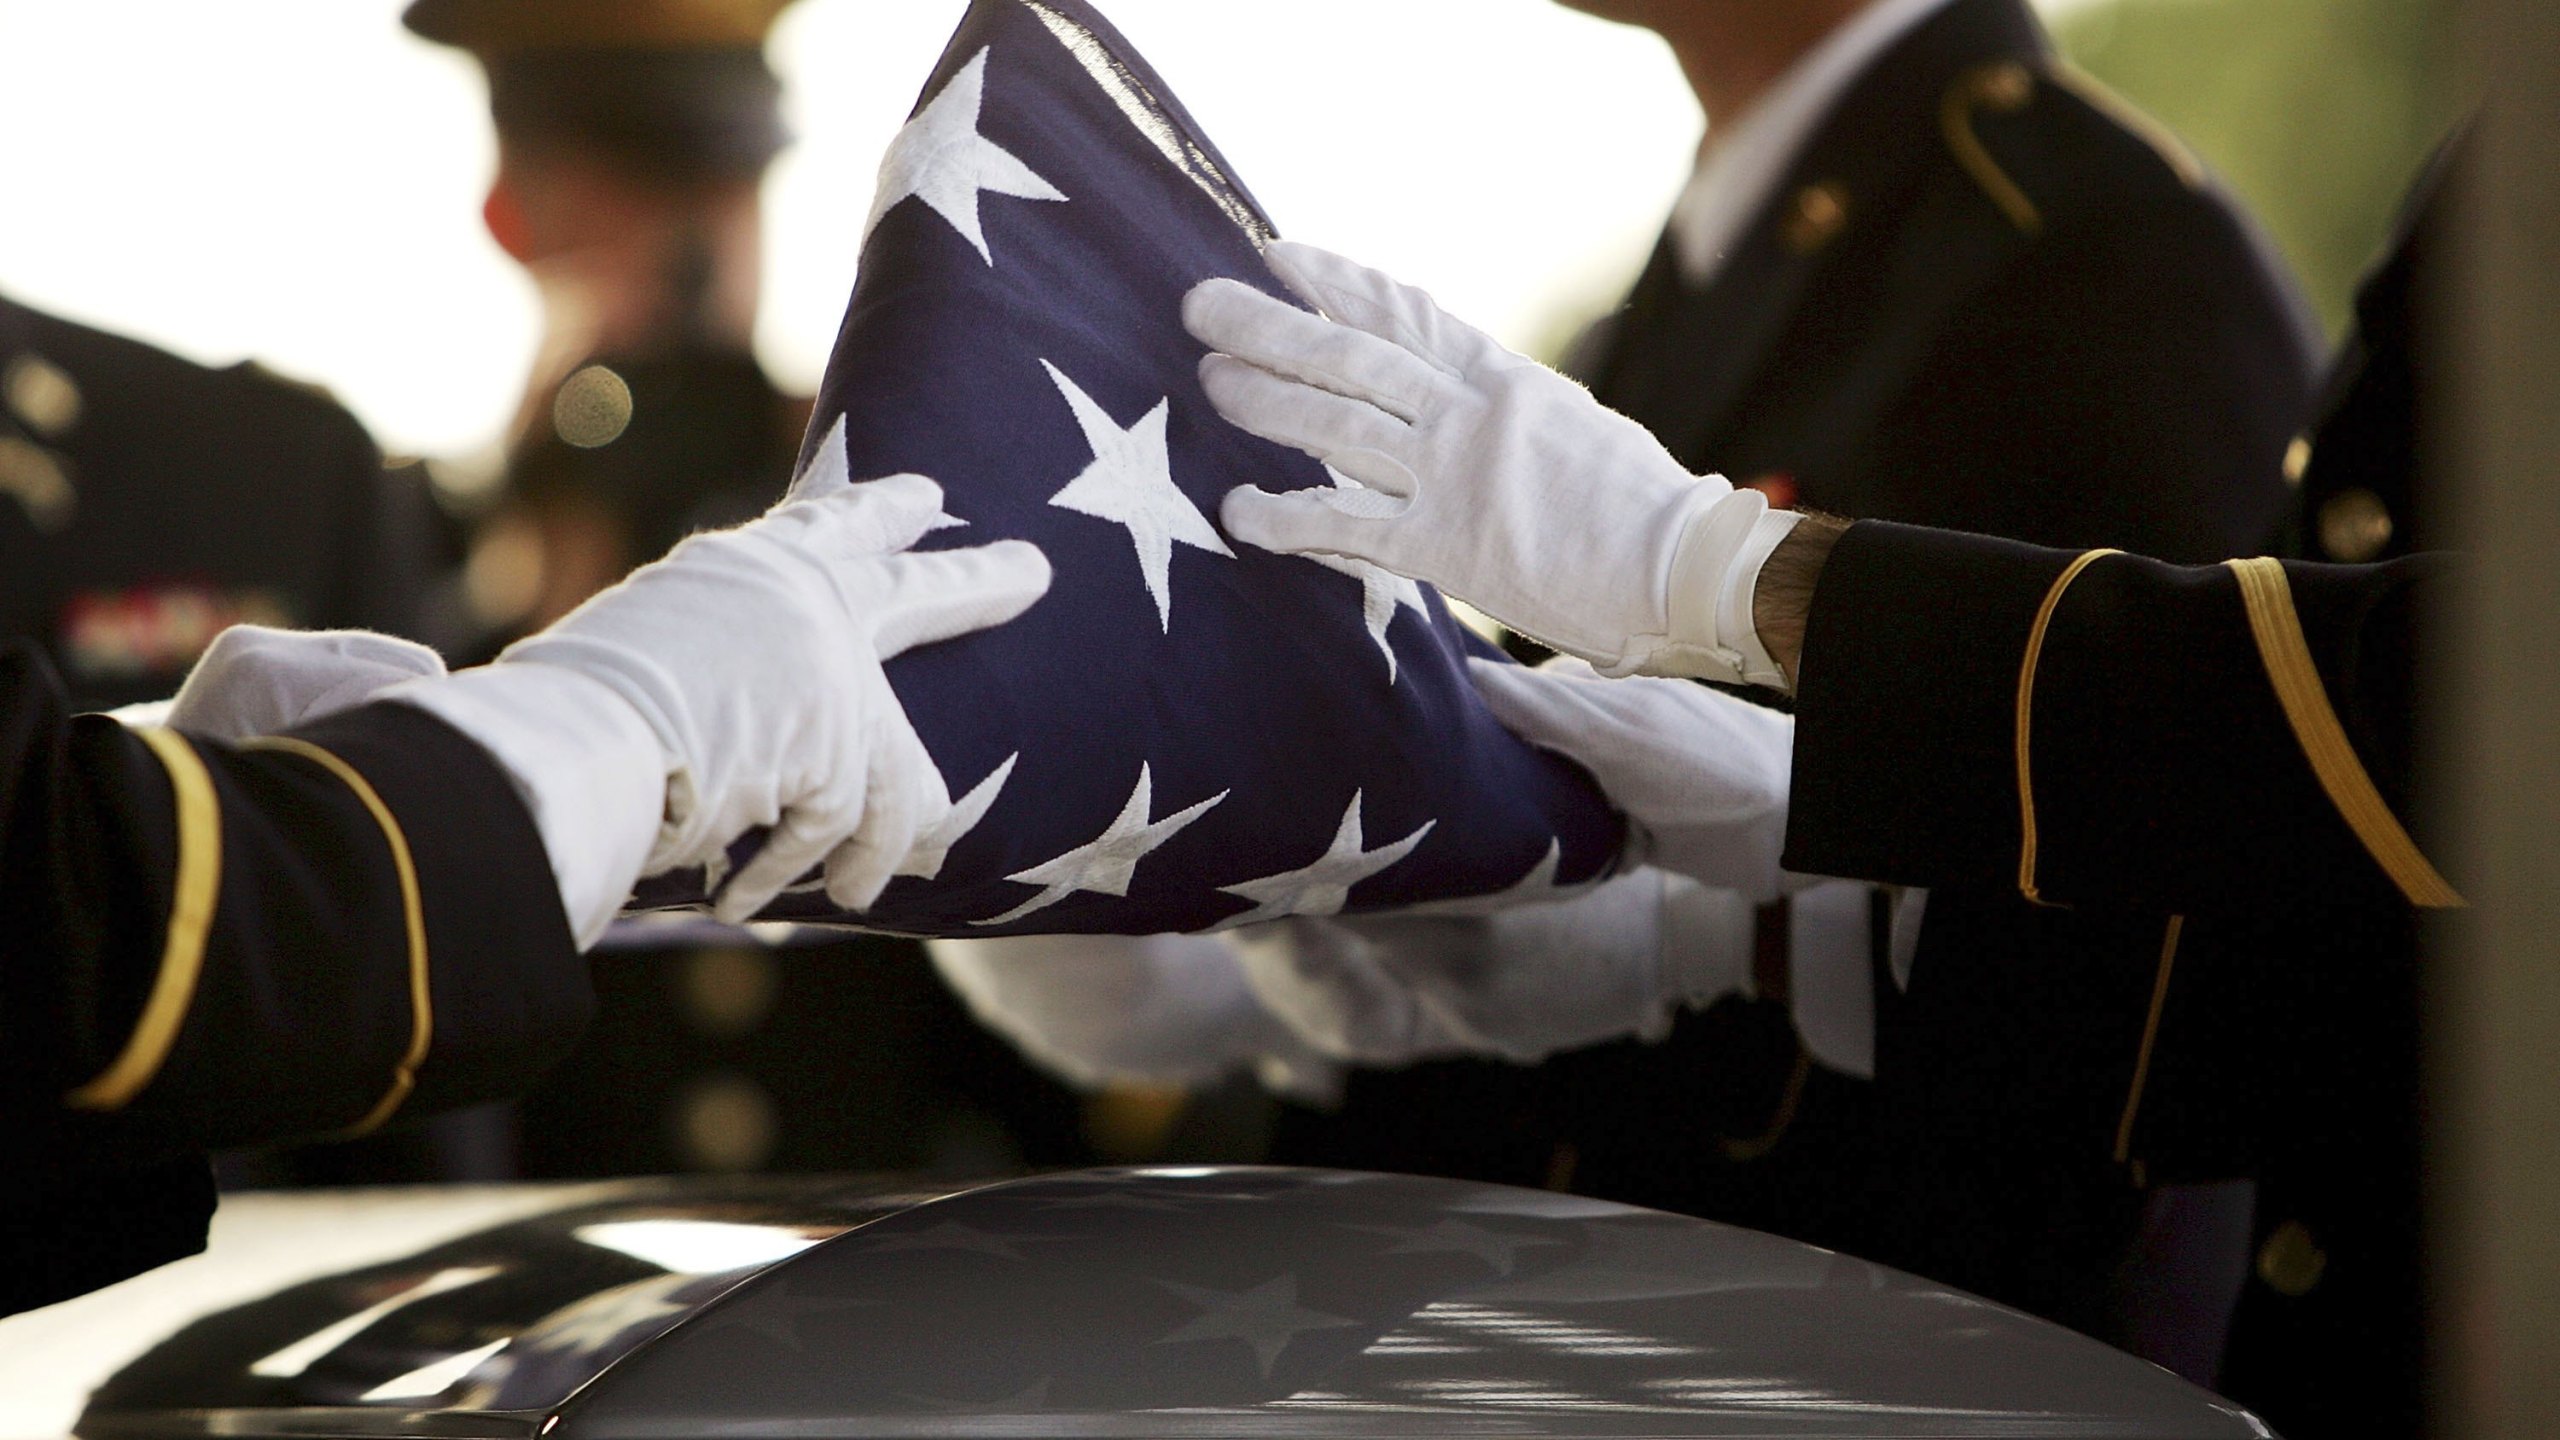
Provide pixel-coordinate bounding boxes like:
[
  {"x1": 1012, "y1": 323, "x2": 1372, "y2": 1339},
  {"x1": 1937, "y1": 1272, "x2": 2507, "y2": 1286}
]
[
  {"x1": 1590, "y1": 0, "x2": 2050, "y2": 471},
  {"x1": 1668, "y1": 0, "x2": 1961, "y2": 289}
]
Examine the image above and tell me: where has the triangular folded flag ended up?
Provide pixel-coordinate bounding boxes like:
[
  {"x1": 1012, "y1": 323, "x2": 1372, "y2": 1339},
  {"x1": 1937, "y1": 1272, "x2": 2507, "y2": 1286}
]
[{"x1": 636, "y1": 0, "x2": 1621, "y2": 935}]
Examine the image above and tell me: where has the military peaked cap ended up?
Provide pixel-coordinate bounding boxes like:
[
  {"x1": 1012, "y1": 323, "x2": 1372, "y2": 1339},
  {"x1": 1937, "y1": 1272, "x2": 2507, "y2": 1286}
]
[{"x1": 402, "y1": 0, "x2": 795, "y2": 53}]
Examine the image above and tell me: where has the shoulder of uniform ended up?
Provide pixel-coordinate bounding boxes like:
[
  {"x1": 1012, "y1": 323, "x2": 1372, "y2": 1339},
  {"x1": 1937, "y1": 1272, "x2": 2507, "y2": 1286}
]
[
  {"x1": 11, "y1": 303, "x2": 204, "y2": 392},
  {"x1": 178, "y1": 355, "x2": 379, "y2": 463},
  {"x1": 1938, "y1": 57, "x2": 2214, "y2": 240},
  {"x1": 175, "y1": 354, "x2": 376, "y2": 456},
  {"x1": 224, "y1": 359, "x2": 367, "y2": 429},
  {"x1": 12, "y1": 306, "x2": 365, "y2": 435}
]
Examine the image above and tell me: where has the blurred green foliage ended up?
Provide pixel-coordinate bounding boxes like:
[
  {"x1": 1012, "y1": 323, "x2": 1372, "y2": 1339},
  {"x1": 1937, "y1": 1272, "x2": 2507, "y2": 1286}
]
[{"x1": 2044, "y1": 0, "x2": 2465, "y2": 339}]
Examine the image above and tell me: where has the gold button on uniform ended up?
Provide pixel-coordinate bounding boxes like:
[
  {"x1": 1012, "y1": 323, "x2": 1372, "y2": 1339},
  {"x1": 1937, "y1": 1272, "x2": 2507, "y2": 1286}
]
[
  {"x1": 1783, "y1": 183, "x2": 1850, "y2": 256},
  {"x1": 2283, "y1": 435, "x2": 2313, "y2": 486},
  {"x1": 0, "y1": 436, "x2": 75, "y2": 533},
  {"x1": 2318, "y1": 487, "x2": 2395, "y2": 562},
  {"x1": 2257, "y1": 1219, "x2": 2329, "y2": 1297},
  {"x1": 1975, "y1": 60, "x2": 2034, "y2": 111},
  {"x1": 4, "y1": 353, "x2": 82, "y2": 437}
]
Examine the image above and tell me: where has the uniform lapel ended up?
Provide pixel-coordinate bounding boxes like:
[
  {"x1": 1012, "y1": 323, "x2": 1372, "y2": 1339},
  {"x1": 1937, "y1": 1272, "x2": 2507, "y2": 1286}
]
[
  {"x1": 1592, "y1": 0, "x2": 2051, "y2": 474},
  {"x1": 1600, "y1": 197, "x2": 1828, "y2": 469}
]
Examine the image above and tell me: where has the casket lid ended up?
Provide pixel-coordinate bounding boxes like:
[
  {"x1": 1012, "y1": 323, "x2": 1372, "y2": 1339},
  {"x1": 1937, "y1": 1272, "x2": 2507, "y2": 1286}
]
[{"x1": 75, "y1": 1168, "x2": 2272, "y2": 1440}]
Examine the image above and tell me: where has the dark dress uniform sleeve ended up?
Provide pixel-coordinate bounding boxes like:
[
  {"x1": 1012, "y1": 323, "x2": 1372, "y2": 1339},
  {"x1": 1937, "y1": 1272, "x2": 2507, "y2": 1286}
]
[
  {"x1": 1782, "y1": 520, "x2": 2456, "y2": 918},
  {"x1": 2, "y1": 641, "x2": 591, "y2": 1313}
]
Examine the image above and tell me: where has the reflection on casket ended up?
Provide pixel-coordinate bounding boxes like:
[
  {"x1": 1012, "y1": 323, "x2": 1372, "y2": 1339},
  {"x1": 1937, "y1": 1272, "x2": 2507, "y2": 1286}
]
[{"x1": 72, "y1": 1168, "x2": 2267, "y2": 1440}]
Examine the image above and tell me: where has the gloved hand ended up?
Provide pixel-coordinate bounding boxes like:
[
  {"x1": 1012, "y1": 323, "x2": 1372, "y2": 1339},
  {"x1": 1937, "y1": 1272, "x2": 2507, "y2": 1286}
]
[
  {"x1": 1229, "y1": 867, "x2": 1757, "y2": 1066},
  {"x1": 164, "y1": 626, "x2": 448, "y2": 740},
  {"x1": 396, "y1": 466, "x2": 1051, "y2": 940},
  {"x1": 1466, "y1": 657, "x2": 1795, "y2": 900},
  {"x1": 1184, "y1": 240, "x2": 1800, "y2": 687},
  {"x1": 927, "y1": 934, "x2": 1340, "y2": 1102}
]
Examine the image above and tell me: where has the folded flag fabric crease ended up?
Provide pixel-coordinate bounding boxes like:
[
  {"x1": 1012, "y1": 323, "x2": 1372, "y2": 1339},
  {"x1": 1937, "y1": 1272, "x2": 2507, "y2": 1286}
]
[{"x1": 635, "y1": 0, "x2": 1622, "y2": 935}]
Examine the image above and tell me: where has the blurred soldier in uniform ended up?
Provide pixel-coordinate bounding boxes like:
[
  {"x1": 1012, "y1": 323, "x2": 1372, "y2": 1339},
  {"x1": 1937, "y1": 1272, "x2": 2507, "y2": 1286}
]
[
  {"x1": 403, "y1": 0, "x2": 810, "y2": 635},
  {"x1": 1255, "y1": 0, "x2": 2317, "y2": 1385},
  {"x1": 406, "y1": 0, "x2": 1094, "y2": 1183},
  {"x1": 0, "y1": 296, "x2": 429, "y2": 713}
]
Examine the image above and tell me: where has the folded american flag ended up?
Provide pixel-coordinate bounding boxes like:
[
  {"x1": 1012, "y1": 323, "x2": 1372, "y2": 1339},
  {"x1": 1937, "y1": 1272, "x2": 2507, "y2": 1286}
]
[{"x1": 637, "y1": 0, "x2": 1621, "y2": 935}]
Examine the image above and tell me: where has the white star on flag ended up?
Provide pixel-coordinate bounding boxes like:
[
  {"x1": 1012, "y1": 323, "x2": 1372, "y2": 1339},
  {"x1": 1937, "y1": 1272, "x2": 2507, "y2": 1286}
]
[
  {"x1": 864, "y1": 47, "x2": 1067, "y2": 265},
  {"x1": 1154, "y1": 1275, "x2": 1360, "y2": 1377},
  {"x1": 1215, "y1": 792, "x2": 1434, "y2": 928},
  {"x1": 1298, "y1": 468, "x2": 1429, "y2": 684},
  {"x1": 783, "y1": 754, "x2": 1016, "y2": 900},
  {"x1": 975, "y1": 764, "x2": 1227, "y2": 925},
  {"x1": 793, "y1": 413, "x2": 966, "y2": 534},
  {"x1": 901, "y1": 754, "x2": 1017, "y2": 882},
  {"x1": 1388, "y1": 840, "x2": 1607, "y2": 918},
  {"x1": 1042, "y1": 360, "x2": 1233, "y2": 631}
]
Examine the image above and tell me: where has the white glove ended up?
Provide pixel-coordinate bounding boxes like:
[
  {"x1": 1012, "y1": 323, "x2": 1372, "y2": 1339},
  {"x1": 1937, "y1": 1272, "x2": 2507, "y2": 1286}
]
[
  {"x1": 1184, "y1": 240, "x2": 1800, "y2": 686},
  {"x1": 164, "y1": 626, "x2": 448, "y2": 740},
  {"x1": 1231, "y1": 867, "x2": 1756, "y2": 1067},
  {"x1": 396, "y1": 469, "x2": 1051, "y2": 941},
  {"x1": 1466, "y1": 656, "x2": 1795, "y2": 900},
  {"x1": 927, "y1": 934, "x2": 1340, "y2": 1102}
]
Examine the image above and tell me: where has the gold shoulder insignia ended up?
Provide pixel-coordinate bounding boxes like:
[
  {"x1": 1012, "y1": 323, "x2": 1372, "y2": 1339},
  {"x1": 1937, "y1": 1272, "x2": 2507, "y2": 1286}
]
[{"x1": 1941, "y1": 61, "x2": 2043, "y2": 237}]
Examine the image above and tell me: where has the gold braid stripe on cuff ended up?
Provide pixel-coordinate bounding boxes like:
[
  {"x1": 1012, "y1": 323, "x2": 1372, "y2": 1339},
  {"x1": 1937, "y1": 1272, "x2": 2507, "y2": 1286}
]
[
  {"x1": 244, "y1": 737, "x2": 435, "y2": 1134},
  {"x1": 67, "y1": 728, "x2": 223, "y2": 1111},
  {"x1": 2014, "y1": 549, "x2": 2122, "y2": 906},
  {"x1": 2225, "y1": 557, "x2": 2464, "y2": 909}
]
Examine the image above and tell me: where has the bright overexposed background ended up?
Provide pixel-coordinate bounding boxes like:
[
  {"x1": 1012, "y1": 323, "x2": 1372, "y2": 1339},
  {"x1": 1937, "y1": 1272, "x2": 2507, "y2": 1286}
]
[
  {"x1": 0, "y1": 0, "x2": 2449, "y2": 462},
  {"x1": 0, "y1": 0, "x2": 1706, "y2": 459}
]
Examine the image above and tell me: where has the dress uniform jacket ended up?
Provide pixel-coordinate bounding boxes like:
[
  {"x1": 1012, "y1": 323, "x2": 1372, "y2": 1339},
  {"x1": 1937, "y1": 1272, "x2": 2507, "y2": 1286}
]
[
  {"x1": 1782, "y1": 146, "x2": 2456, "y2": 1430},
  {"x1": 1, "y1": 644, "x2": 592, "y2": 1316},
  {"x1": 1783, "y1": 534, "x2": 2445, "y2": 1436},
  {"x1": 1785, "y1": 526, "x2": 2443, "y2": 914},
  {"x1": 1276, "y1": 0, "x2": 2319, "y2": 1345},
  {"x1": 0, "y1": 297, "x2": 430, "y2": 711}
]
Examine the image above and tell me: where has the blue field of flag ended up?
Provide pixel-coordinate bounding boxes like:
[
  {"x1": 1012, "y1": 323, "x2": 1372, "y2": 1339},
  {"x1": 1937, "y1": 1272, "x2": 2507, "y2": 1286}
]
[{"x1": 637, "y1": 0, "x2": 1621, "y2": 935}]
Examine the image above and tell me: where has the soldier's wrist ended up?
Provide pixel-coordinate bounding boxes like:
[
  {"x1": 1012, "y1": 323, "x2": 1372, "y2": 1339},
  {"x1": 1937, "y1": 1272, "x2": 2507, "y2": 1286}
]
[{"x1": 1752, "y1": 512, "x2": 1850, "y2": 689}]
